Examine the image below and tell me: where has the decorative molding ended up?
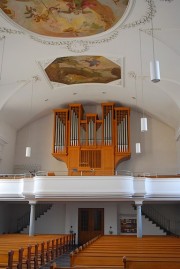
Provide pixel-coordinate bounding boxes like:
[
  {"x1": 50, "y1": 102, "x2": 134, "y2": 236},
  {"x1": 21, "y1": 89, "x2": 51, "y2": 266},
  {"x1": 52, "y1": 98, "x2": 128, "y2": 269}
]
[
  {"x1": 121, "y1": 0, "x2": 156, "y2": 30},
  {"x1": 141, "y1": 28, "x2": 161, "y2": 36},
  {"x1": 0, "y1": 27, "x2": 24, "y2": 35},
  {"x1": 128, "y1": 71, "x2": 137, "y2": 79},
  {"x1": 160, "y1": 0, "x2": 174, "y2": 2}
]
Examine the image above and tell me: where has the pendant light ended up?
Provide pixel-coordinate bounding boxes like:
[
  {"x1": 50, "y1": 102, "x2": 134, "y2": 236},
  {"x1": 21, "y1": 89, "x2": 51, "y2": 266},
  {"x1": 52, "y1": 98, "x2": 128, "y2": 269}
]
[
  {"x1": 136, "y1": 143, "x2": 141, "y2": 154},
  {"x1": 139, "y1": 29, "x2": 148, "y2": 132},
  {"x1": 150, "y1": 0, "x2": 160, "y2": 83},
  {"x1": 0, "y1": 36, "x2": 5, "y2": 80},
  {"x1": 130, "y1": 71, "x2": 141, "y2": 154},
  {"x1": 26, "y1": 146, "x2": 31, "y2": 157},
  {"x1": 25, "y1": 79, "x2": 34, "y2": 157},
  {"x1": 133, "y1": 73, "x2": 141, "y2": 154}
]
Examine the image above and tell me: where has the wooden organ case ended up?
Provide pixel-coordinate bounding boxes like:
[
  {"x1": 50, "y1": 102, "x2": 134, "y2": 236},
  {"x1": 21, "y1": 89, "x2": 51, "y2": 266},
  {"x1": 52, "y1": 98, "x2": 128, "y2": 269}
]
[{"x1": 52, "y1": 103, "x2": 131, "y2": 175}]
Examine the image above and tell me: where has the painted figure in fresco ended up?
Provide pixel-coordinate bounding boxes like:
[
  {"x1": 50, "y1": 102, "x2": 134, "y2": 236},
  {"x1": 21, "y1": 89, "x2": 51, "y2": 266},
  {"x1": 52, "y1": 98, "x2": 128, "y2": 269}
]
[
  {"x1": 64, "y1": 0, "x2": 97, "y2": 14},
  {"x1": 84, "y1": 58, "x2": 100, "y2": 67}
]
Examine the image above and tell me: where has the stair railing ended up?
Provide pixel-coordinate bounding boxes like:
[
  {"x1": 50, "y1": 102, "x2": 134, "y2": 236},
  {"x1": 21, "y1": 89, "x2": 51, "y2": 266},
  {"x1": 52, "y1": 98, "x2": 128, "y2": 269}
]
[
  {"x1": 17, "y1": 203, "x2": 52, "y2": 232},
  {"x1": 142, "y1": 205, "x2": 180, "y2": 235}
]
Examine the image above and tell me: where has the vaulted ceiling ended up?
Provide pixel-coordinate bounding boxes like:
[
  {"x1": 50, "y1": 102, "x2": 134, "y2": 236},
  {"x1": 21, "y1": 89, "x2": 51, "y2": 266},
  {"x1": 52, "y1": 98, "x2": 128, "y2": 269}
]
[{"x1": 0, "y1": 0, "x2": 179, "y2": 135}]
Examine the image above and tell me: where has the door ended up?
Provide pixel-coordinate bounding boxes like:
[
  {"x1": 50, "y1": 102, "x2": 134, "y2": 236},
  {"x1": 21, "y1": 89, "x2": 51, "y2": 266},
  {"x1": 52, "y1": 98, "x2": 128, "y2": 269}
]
[{"x1": 78, "y1": 208, "x2": 104, "y2": 245}]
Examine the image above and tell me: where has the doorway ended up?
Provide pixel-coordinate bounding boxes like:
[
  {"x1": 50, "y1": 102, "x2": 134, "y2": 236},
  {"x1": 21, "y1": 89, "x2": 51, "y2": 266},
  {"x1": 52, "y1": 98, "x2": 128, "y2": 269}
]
[{"x1": 78, "y1": 208, "x2": 104, "y2": 245}]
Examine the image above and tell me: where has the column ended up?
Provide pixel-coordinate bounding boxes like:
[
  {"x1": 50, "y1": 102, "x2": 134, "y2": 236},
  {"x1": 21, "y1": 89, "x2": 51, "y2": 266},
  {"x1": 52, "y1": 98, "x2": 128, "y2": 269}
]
[
  {"x1": 29, "y1": 201, "x2": 36, "y2": 236},
  {"x1": 135, "y1": 201, "x2": 143, "y2": 238}
]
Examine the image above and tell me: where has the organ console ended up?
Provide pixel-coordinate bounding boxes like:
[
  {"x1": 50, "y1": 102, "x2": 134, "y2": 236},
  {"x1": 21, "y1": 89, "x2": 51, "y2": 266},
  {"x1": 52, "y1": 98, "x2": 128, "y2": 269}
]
[{"x1": 52, "y1": 103, "x2": 131, "y2": 175}]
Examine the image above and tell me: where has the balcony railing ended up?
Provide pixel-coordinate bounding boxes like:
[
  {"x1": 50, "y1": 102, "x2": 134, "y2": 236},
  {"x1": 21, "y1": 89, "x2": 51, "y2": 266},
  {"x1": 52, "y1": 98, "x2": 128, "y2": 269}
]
[
  {"x1": 0, "y1": 171, "x2": 179, "y2": 178},
  {"x1": 0, "y1": 173, "x2": 32, "y2": 179}
]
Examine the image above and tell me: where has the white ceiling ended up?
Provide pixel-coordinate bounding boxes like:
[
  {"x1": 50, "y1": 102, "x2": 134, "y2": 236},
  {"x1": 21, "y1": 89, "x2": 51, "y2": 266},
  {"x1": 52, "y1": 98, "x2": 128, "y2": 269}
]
[{"x1": 0, "y1": 0, "x2": 180, "y2": 133}]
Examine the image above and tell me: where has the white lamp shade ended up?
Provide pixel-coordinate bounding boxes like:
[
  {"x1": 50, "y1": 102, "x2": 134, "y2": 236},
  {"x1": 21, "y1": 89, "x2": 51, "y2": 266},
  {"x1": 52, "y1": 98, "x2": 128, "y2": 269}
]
[
  {"x1": 141, "y1": 117, "x2": 148, "y2": 132},
  {"x1": 150, "y1": 60, "x2": 160, "y2": 83},
  {"x1": 26, "y1": 146, "x2": 31, "y2": 157},
  {"x1": 136, "y1": 143, "x2": 141, "y2": 154}
]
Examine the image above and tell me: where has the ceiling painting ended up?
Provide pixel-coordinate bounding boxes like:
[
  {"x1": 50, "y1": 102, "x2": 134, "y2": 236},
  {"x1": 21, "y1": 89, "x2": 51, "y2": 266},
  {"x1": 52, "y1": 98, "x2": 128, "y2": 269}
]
[
  {"x1": 45, "y1": 56, "x2": 121, "y2": 85},
  {"x1": 0, "y1": 0, "x2": 129, "y2": 38}
]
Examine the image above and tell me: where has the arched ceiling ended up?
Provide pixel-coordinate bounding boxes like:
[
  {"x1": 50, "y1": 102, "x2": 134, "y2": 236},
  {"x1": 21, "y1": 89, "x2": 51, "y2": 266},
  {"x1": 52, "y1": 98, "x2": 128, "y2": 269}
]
[{"x1": 0, "y1": 0, "x2": 180, "y2": 134}]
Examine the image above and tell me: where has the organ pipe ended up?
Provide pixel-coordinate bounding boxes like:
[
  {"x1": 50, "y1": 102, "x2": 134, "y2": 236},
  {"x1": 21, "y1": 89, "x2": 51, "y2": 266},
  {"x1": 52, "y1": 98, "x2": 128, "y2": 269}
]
[
  {"x1": 54, "y1": 114, "x2": 66, "y2": 153},
  {"x1": 116, "y1": 112, "x2": 129, "y2": 152},
  {"x1": 53, "y1": 103, "x2": 131, "y2": 175}
]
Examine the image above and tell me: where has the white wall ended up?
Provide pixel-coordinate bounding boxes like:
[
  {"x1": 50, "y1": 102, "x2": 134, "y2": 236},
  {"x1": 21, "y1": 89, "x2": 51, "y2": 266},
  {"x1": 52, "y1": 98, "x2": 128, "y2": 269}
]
[
  {"x1": 0, "y1": 119, "x2": 17, "y2": 173},
  {"x1": 21, "y1": 201, "x2": 166, "y2": 237},
  {"x1": 14, "y1": 113, "x2": 67, "y2": 173},
  {"x1": 35, "y1": 203, "x2": 66, "y2": 234},
  {"x1": 119, "y1": 111, "x2": 177, "y2": 175}
]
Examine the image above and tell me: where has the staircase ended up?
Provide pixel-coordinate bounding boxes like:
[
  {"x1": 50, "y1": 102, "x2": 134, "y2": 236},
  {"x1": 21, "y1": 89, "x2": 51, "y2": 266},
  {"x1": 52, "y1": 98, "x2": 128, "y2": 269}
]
[
  {"x1": 141, "y1": 205, "x2": 179, "y2": 236},
  {"x1": 132, "y1": 204, "x2": 180, "y2": 236},
  {"x1": 17, "y1": 203, "x2": 52, "y2": 233},
  {"x1": 132, "y1": 204, "x2": 167, "y2": 235}
]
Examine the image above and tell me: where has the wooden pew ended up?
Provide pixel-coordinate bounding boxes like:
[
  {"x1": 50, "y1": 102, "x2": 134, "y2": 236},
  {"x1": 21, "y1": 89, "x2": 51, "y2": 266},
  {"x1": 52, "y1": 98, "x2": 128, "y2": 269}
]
[
  {"x1": 0, "y1": 234, "x2": 76, "y2": 269},
  {"x1": 123, "y1": 256, "x2": 180, "y2": 269},
  {"x1": 70, "y1": 252, "x2": 124, "y2": 267},
  {"x1": 50, "y1": 262, "x2": 123, "y2": 269},
  {"x1": 0, "y1": 249, "x2": 24, "y2": 269},
  {"x1": 70, "y1": 235, "x2": 180, "y2": 269},
  {"x1": 0, "y1": 251, "x2": 14, "y2": 269}
]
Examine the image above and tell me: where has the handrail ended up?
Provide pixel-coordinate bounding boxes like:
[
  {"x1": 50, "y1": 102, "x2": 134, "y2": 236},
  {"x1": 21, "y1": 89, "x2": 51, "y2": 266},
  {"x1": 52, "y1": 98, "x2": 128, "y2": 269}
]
[
  {"x1": 142, "y1": 205, "x2": 180, "y2": 236},
  {"x1": 0, "y1": 171, "x2": 179, "y2": 178},
  {"x1": 133, "y1": 172, "x2": 180, "y2": 178},
  {"x1": 0, "y1": 173, "x2": 31, "y2": 179},
  {"x1": 17, "y1": 203, "x2": 52, "y2": 233},
  {"x1": 35, "y1": 170, "x2": 133, "y2": 177}
]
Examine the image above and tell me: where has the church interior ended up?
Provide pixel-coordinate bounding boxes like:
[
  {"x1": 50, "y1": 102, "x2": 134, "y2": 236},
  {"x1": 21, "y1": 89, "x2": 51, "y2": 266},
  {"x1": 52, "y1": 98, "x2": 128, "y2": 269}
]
[{"x1": 0, "y1": 0, "x2": 180, "y2": 268}]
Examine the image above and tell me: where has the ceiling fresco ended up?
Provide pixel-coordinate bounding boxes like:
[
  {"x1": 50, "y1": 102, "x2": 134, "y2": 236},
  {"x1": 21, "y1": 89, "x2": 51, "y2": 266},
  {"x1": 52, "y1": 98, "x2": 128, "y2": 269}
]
[
  {"x1": 0, "y1": 0, "x2": 129, "y2": 38},
  {"x1": 45, "y1": 56, "x2": 121, "y2": 85}
]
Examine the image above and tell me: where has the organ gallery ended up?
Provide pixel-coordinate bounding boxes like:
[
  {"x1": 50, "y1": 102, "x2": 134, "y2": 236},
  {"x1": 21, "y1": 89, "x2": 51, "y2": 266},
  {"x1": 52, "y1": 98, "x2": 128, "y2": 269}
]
[{"x1": 52, "y1": 103, "x2": 131, "y2": 175}]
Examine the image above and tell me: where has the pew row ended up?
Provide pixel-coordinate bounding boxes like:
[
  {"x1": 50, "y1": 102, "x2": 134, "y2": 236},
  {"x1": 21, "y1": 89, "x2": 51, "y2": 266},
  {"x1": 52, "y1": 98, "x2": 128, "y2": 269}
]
[
  {"x1": 50, "y1": 262, "x2": 123, "y2": 269},
  {"x1": 70, "y1": 235, "x2": 180, "y2": 269},
  {"x1": 0, "y1": 233, "x2": 76, "y2": 269},
  {"x1": 123, "y1": 256, "x2": 180, "y2": 269}
]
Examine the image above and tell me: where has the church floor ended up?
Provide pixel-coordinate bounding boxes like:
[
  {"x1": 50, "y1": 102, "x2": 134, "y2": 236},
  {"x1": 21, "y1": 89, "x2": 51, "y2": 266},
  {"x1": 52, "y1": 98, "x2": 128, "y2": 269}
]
[{"x1": 40, "y1": 246, "x2": 77, "y2": 268}]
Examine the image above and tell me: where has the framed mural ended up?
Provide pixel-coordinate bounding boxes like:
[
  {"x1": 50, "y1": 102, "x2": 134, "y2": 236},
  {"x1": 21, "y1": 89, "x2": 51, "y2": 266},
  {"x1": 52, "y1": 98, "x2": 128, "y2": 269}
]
[
  {"x1": 45, "y1": 55, "x2": 121, "y2": 85},
  {"x1": 120, "y1": 218, "x2": 137, "y2": 233},
  {"x1": 39, "y1": 55, "x2": 124, "y2": 87}
]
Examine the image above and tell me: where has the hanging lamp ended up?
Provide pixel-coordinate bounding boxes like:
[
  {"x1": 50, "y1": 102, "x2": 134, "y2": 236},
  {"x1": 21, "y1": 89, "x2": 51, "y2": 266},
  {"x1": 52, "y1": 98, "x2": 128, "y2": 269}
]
[
  {"x1": 150, "y1": 1, "x2": 160, "y2": 83},
  {"x1": 131, "y1": 72, "x2": 142, "y2": 154},
  {"x1": 0, "y1": 36, "x2": 5, "y2": 80},
  {"x1": 25, "y1": 80, "x2": 34, "y2": 157},
  {"x1": 136, "y1": 143, "x2": 141, "y2": 154},
  {"x1": 26, "y1": 146, "x2": 31, "y2": 157},
  {"x1": 139, "y1": 29, "x2": 148, "y2": 132}
]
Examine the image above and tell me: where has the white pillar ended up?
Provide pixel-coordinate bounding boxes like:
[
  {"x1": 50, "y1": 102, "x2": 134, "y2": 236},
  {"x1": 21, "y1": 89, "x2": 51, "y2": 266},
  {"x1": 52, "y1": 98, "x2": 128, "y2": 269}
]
[
  {"x1": 29, "y1": 202, "x2": 36, "y2": 236},
  {"x1": 135, "y1": 201, "x2": 143, "y2": 238}
]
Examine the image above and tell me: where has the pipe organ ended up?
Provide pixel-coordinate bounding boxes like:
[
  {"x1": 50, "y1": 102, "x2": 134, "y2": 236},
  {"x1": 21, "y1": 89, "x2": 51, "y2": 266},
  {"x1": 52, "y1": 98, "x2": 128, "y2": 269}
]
[{"x1": 52, "y1": 103, "x2": 131, "y2": 175}]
